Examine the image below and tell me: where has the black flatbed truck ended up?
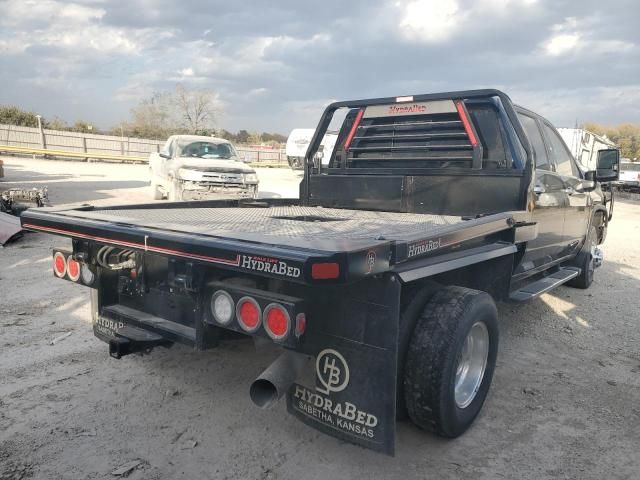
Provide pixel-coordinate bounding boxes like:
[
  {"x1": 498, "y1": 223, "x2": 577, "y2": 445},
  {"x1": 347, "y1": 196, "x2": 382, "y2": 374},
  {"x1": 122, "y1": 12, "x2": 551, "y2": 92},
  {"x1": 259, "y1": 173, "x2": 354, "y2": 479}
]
[{"x1": 21, "y1": 89, "x2": 619, "y2": 455}]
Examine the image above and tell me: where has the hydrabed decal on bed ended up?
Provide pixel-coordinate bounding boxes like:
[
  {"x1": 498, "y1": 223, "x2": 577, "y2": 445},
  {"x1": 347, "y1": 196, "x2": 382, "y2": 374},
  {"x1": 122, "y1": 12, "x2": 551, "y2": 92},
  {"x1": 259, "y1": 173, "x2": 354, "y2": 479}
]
[{"x1": 22, "y1": 222, "x2": 308, "y2": 280}]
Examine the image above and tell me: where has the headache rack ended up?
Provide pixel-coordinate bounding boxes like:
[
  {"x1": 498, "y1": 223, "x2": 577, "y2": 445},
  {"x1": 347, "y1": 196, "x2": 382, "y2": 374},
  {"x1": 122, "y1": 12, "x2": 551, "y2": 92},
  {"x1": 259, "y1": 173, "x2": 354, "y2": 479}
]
[{"x1": 330, "y1": 98, "x2": 483, "y2": 170}]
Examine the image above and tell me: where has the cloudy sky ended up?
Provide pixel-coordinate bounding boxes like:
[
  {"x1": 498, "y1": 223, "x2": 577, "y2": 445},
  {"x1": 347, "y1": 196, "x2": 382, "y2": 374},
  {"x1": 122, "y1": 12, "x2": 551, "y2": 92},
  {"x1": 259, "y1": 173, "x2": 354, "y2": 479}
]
[{"x1": 0, "y1": 0, "x2": 638, "y2": 134}]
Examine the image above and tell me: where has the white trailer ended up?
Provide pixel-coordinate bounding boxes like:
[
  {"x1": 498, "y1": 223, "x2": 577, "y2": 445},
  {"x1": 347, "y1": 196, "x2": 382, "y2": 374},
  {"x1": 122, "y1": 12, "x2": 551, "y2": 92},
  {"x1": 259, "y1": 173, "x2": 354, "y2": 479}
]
[
  {"x1": 558, "y1": 128, "x2": 617, "y2": 171},
  {"x1": 285, "y1": 128, "x2": 338, "y2": 169}
]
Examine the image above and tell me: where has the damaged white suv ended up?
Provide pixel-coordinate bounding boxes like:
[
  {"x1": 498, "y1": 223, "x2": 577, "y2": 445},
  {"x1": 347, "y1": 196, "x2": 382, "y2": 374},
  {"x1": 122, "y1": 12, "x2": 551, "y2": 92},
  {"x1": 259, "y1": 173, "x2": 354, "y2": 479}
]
[{"x1": 149, "y1": 135, "x2": 259, "y2": 201}]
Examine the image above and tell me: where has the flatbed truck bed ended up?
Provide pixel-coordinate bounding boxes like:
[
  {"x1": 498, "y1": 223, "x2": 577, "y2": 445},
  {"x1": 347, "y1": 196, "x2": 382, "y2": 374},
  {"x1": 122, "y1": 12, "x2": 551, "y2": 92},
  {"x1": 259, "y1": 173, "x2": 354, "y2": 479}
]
[
  {"x1": 20, "y1": 89, "x2": 618, "y2": 455},
  {"x1": 22, "y1": 199, "x2": 517, "y2": 284}
]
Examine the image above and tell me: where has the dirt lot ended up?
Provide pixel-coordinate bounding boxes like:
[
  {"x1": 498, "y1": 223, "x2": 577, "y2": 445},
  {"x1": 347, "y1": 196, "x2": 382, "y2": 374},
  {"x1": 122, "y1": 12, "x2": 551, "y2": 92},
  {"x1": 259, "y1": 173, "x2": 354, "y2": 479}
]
[{"x1": 1, "y1": 156, "x2": 639, "y2": 480}]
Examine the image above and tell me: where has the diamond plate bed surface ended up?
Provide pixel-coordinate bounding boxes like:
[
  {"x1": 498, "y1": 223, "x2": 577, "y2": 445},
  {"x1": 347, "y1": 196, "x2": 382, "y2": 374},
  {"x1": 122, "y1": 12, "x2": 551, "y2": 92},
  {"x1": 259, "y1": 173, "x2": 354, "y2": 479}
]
[{"x1": 62, "y1": 205, "x2": 463, "y2": 241}]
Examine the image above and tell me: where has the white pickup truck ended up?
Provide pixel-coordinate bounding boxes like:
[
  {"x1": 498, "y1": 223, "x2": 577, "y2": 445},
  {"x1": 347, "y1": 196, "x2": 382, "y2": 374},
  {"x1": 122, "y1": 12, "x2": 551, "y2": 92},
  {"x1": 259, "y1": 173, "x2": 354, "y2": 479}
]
[
  {"x1": 618, "y1": 161, "x2": 640, "y2": 191},
  {"x1": 149, "y1": 135, "x2": 259, "y2": 200}
]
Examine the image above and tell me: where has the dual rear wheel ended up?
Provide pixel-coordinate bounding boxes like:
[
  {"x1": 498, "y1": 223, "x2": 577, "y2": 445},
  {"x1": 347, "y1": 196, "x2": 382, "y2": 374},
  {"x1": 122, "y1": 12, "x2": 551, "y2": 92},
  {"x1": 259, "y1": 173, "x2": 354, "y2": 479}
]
[
  {"x1": 403, "y1": 286, "x2": 499, "y2": 437},
  {"x1": 403, "y1": 225, "x2": 601, "y2": 437}
]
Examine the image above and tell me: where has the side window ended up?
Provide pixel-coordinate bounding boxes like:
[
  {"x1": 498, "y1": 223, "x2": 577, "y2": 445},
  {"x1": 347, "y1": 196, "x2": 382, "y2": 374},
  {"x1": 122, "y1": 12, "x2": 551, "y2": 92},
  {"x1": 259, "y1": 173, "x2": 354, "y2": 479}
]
[
  {"x1": 542, "y1": 123, "x2": 577, "y2": 177},
  {"x1": 167, "y1": 140, "x2": 175, "y2": 158},
  {"x1": 466, "y1": 104, "x2": 511, "y2": 168},
  {"x1": 518, "y1": 114, "x2": 550, "y2": 171}
]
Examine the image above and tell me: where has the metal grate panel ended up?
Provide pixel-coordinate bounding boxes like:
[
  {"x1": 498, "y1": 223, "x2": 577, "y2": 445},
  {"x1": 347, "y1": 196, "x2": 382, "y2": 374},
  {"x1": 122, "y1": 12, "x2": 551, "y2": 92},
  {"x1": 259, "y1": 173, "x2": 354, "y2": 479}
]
[{"x1": 62, "y1": 205, "x2": 463, "y2": 241}]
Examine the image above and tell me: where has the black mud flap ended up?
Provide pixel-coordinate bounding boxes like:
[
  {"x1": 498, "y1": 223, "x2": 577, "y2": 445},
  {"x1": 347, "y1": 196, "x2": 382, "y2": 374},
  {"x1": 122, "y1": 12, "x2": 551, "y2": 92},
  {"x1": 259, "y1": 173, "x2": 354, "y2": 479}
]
[{"x1": 286, "y1": 273, "x2": 401, "y2": 455}]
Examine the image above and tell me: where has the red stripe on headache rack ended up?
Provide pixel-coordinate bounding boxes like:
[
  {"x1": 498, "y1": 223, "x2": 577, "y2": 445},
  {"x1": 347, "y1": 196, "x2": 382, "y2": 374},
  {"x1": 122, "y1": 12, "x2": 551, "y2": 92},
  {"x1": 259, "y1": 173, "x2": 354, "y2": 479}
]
[
  {"x1": 22, "y1": 223, "x2": 241, "y2": 266},
  {"x1": 344, "y1": 108, "x2": 365, "y2": 151},
  {"x1": 454, "y1": 100, "x2": 478, "y2": 147}
]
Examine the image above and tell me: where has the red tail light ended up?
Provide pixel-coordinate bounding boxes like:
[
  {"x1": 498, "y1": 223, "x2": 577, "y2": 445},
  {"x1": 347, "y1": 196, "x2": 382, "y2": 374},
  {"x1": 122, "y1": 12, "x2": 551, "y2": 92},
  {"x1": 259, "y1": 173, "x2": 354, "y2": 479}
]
[
  {"x1": 454, "y1": 100, "x2": 478, "y2": 147},
  {"x1": 311, "y1": 262, "x2": 340, "y2": 280},
  {"x1": 66, "y1": 257, "x2": 80, "y2": 281},
  {"x1": 264, "y1": 303, "x2": 290, "y2": 340},
  {"x1": 344, "y1": 108, "x2": 365, "y2": 152},
  {"x1": 53, "y1": 252, "x2": 67, "y2": 278},
  {"x1": 295, "y1": 313, "x2": 306, "y2": 338},
  {"x1": 236, "y1": 297, "x2": 261, "y2": 332}
]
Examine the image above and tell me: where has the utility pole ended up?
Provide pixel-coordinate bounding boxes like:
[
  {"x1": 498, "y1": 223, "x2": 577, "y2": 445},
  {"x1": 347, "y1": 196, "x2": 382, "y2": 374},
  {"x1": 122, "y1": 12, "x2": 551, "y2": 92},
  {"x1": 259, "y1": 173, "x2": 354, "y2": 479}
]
[
  {"x1": 35, "y1": 114, "x2": 47, "y2": 159},
  {"x1": 35, "y1": 115, "x2": 46, "y2": 149}
]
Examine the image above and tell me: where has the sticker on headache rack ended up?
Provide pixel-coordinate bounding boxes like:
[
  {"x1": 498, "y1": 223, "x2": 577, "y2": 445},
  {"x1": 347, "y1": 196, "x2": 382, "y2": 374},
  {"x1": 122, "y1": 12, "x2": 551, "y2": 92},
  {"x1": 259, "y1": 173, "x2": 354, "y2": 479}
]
[
  {"x1": 240, "y1": 255, "x2": 301, "y2": 278},
  {"x1": 363, "y1": 99, "x2": 457, "y2": 119}
]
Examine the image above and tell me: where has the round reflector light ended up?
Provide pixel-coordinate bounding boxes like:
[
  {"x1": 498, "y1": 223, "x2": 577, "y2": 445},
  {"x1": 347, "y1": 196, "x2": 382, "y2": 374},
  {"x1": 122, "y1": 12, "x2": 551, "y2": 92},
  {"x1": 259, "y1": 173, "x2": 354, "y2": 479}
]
[
  {"x1": 80, "y1": 264, "x2": 95, "y2": 285},
  {"x1": 66, "y1": 257, "x2": 81, "y2": 281},
  {"x1": 211, "y1": 290, "x2": 234, "y2": 324},
  {"x1": 53, "y1": 252, "x2": 67, "y2": 278},
  {"x1": 236, "y1": 297, "x2": 261, "y2": 332},
  {"x1": 264, "y1": 303, "x2": 290, "y2": 340},
  {"x1": 295, "y1": 313, "x2": 306, "y2": 338}
]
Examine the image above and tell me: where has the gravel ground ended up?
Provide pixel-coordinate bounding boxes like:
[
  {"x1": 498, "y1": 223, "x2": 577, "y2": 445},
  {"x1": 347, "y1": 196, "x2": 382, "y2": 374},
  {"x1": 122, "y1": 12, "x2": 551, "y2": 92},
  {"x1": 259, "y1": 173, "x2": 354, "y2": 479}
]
[{"x1": 1, "y1": 156, "x2": 639, "y2": 480}]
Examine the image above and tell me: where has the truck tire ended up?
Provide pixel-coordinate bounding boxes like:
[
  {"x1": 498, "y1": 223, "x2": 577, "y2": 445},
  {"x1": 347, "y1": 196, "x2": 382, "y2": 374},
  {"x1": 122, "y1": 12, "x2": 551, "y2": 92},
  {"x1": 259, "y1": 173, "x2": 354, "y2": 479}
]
[
  {"x1": 396, "y1": 282, "x2": 441, "y2": 420},
  {"x1": 168, "y1": 178, "x2": 183, "y2": 201},
  {"x1": 288, "y1": 156, "x2": 303, "y2": 170},
  {"x1": 403, "y1": 286, "x2": 499, "y2": 438},
  {"x1": 566, "y1": 225, "x2": 597, "y2": 289},
  {"x1": 150, "y1": 178, "x2": 163, "y2": 200}
]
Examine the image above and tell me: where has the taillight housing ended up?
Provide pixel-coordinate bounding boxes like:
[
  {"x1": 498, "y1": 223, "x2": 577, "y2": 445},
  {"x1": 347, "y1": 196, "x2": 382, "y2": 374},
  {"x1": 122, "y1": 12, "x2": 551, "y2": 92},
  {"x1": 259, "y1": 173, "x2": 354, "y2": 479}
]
[
  {"x1": 206, "y1": 282, "x2": 305, "y2": 345},
  {"x1": 236, "y1": 296, "x2": 262, "y2": 332},
  {"x1": 263, "y1": 303, "x2": 290, "y2": 340},
  {"x1": 52, "y1": 249, "x2": 97, "y2": 287}
]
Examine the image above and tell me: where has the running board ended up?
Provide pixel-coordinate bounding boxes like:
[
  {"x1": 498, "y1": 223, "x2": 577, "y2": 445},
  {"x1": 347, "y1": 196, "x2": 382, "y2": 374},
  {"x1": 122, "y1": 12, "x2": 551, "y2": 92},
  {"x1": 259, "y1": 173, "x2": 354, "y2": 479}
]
[{"x1": 509, "y1": 267, "x2": 580, "y2": 302}]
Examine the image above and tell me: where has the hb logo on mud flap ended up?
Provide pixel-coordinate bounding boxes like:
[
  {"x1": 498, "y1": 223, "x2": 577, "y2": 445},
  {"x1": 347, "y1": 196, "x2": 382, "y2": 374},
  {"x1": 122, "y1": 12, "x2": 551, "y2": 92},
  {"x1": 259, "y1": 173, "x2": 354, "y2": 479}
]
[{"x1": 316, "y1": 349, "x2": 350, "y2": 395}]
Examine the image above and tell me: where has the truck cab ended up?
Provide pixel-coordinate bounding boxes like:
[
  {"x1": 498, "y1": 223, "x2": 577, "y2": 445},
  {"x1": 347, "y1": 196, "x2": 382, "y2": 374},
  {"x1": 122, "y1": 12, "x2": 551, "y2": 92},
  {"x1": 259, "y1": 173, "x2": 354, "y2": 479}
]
[{"x1": 514, "y1": 107, "x2": 612, "y2": 276}]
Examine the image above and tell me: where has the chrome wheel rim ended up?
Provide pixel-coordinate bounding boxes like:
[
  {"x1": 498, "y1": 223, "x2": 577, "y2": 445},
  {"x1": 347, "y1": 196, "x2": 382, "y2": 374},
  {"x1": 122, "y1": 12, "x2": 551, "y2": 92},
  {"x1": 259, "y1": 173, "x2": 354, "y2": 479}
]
[{"x1": 455, "y1": 321, "x2": 490, "y2": 409}]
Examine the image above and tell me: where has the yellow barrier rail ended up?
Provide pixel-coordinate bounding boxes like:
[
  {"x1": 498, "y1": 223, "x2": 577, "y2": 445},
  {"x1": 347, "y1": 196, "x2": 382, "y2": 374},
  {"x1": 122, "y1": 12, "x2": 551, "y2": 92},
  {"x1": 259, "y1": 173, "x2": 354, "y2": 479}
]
[{"x1": 0, "y1": 144, "x2": 148, "y2": 162}]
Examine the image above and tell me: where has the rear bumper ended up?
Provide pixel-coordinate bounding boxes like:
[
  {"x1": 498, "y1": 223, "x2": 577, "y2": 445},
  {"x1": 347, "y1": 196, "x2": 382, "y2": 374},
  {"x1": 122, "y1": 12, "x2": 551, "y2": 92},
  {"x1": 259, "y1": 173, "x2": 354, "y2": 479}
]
[
  {"x1": 617, "y1": 180, "x2": 640, "y2": 188},
  {"x1": 87, "y1": 270, "x2": 401, "y2": 455}
]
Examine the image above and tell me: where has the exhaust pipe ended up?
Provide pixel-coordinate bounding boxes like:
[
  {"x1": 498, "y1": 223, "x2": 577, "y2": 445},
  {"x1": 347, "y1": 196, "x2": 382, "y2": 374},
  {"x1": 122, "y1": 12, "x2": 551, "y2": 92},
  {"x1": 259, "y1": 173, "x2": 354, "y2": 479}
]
[{"x1": 250, "y1": 351, "x2": 308, "y2": 409}]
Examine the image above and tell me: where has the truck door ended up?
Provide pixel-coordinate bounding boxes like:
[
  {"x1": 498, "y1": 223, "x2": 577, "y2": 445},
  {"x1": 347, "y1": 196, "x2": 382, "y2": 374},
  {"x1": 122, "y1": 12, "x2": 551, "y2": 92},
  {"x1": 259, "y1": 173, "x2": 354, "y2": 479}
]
[
  {"x1": 516, "y1": 113, "x2": 567, "y2": 272},
  {"x1": 151, "y1": 139, "x2": 172, "y2": 178},
  {"x1": 541, "y1": 122, "x2": 590, "y2": 256}
]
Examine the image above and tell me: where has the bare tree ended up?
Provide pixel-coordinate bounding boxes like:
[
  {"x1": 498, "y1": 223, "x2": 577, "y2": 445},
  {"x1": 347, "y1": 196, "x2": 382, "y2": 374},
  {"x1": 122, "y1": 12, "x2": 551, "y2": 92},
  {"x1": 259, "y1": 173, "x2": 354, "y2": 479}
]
[
  {"x1": 173, "y1": 84, "x2": 220, "y2": 134},
  {"x1": 123, "y1": 86, "x2": 221, "y2": 139},
  {"x1": 126, "y1": 92, "x2": 173, "y2": 139}
]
